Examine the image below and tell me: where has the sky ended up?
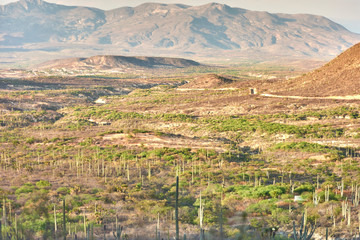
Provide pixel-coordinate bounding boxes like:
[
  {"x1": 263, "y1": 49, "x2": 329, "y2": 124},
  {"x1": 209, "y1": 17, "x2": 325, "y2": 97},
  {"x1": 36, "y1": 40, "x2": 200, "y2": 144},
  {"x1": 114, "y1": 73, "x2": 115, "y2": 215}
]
[{"x1": 1, "y1": 0, "x2": 359, "y2": 33}]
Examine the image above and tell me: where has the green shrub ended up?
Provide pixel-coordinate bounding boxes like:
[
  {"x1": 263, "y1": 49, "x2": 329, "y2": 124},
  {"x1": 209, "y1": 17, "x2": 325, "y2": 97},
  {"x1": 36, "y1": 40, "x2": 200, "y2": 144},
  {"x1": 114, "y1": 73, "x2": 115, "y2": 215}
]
[
  {"x1": 294, "y1": 184, "x2": 314, "y2": 194},
  {"x1": 36, "y1": 180, "x2": 52, "y2": 188},
  {"x1": 57, "y1": 187, "x2": 70, "y2": 195},
  {"x1": 232, "y1": 185, "x2": 286, "y2": 199},
  {"x1": 271, "y1": 142, "x2": 342, "y2": 155},
  {"x1": 25, "y1": 137, "x2": 36, "y2": 144},
  {"x1": 15, "y1": 183, "x2": 35, "y2": 195},
  {"x1": 269, "y1": 188, "x2": 284, "y2": 198},
  {"x1": 246, "y1": 199, "x2": 277, "y2": 214}
]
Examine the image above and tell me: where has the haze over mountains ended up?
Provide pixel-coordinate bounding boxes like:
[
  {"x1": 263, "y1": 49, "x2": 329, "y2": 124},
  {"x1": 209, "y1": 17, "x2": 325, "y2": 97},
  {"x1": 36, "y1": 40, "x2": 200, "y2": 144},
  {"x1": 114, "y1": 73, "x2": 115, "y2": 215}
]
[{"x1": 1, "y1": 0, "x2": 360, "y2": 67}]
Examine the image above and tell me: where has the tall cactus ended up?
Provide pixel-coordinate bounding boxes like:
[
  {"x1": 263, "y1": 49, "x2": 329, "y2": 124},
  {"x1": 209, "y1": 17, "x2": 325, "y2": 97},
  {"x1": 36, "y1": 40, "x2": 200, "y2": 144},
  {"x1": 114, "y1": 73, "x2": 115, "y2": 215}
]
[
  {"x1": 219, "y1": 190, "x2": 224, "y2": 240},
  {"x1": 219, "y1": 205, "x2": 223, "y2": 240},
  {"x1": 199, "y1": 192, "x2": 204, "y2": 240},
  {"x1": 2, "y1": 199, "x2": 6, "y2": 228},
  {"x1": 325, "y1": 186, "x2": 330, "y2": 202},
  {"x1": 91, "y1": 223, "x2": 94, "y2": 240},
  {"x1": 156, "y1": 212, "x2": 160, "y2": 240},
  {"x1": 313, "y1": 191, "x2": 320, "y2": 206},
  {"x1": 83, "y1": 212, "x2": 86, "y2": 236},
  {"x1": 112, "y1": 225, "x2": 122, "y2": 240},
  {"x1": 86, "y1": 224, "x2": 90, "y2": 240},
  {"x1": 14, "y1": 214, "x2": 18, "y2": 240},
  {"x1": 326, "y1": 227, "x2": 328, "y2": 240},
  {"x1": 175, "y1": 176, "x2": 179, "y2": 240},
  {"x1": 54, "y1": 204, "x2": 57, "y2": 234},
  {"x1": 293, "y1": 213, "x2": 316, "y2": 240},
  {"x1": 63, "y1": 199, "x2": 66, "y2": 240}
]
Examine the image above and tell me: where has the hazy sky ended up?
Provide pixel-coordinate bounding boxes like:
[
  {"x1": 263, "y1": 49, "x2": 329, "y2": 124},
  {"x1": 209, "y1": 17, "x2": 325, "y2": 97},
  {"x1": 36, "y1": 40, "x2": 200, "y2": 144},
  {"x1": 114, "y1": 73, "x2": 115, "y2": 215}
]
[{"x1": 1, "y1": 0, "x2": 359, "y2": 33}]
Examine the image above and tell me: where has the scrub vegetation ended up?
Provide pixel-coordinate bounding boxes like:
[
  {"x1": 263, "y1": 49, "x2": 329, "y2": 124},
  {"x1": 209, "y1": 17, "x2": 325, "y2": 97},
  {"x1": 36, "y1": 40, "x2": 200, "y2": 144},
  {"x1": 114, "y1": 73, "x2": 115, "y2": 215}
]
[{"x1": 1, "y1": 65, "x2": 360, "y2": 239}]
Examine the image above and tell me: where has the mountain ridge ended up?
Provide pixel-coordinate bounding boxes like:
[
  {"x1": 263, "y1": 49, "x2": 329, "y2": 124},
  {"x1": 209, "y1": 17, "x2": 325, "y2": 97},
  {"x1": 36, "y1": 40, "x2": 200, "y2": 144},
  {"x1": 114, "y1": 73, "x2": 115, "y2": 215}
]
[{"x1": 1, "y1": 0, "x2": 360, "y2": 66}]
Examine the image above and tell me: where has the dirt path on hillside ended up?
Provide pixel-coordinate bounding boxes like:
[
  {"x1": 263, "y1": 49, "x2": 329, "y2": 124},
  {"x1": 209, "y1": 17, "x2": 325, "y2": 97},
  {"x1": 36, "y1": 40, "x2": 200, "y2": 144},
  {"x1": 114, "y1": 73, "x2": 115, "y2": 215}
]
[{"x1": 261, "y1": 93, "x2": 360, "y2": 100}]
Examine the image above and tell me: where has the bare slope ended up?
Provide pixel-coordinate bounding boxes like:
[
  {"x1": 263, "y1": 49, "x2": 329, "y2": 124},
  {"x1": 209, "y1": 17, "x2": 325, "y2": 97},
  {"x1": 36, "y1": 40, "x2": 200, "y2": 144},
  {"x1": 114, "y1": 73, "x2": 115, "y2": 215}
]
[
  {"x1": 1, "y1": 0, "x2": 360, "y2": 62},
  {"x1": 273, "y1": 42, "x2": 360, "y2": 97},
  {"x1": 37, "y1": 55, "x2": 201, "y2": 70}
]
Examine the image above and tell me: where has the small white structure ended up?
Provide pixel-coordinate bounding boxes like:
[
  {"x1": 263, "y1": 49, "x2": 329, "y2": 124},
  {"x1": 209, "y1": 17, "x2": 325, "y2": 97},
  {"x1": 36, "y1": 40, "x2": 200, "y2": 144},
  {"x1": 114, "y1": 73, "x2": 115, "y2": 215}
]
[
  {"x1": 95, "y1": 98, "x2": 106, "y2": 104},
  {"x1": 294, "y1": 196, "x2": 304, "y2": 202}
]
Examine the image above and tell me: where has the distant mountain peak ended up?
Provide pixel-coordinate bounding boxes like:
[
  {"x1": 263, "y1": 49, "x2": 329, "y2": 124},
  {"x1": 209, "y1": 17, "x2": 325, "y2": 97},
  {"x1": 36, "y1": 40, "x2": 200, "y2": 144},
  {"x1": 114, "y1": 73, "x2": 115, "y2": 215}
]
[
  {"x1": 11, "y1": 0, "x2": 56, "y2": 12},
  {"x1": 20, "y1": 0, "x2": 43, "y2": 3},
  {"x1": 134, "y1": 2, "x2": 190, "y2": 11},
  {"x1": 204, "y1": 2, "x2": 229, "y2": 8},
  {"x1": 1, "y1": 0, "x2": 360, "y2": 65},
  {"x1": 18, "y1": 0, "x2": 44, "y2": 7}
]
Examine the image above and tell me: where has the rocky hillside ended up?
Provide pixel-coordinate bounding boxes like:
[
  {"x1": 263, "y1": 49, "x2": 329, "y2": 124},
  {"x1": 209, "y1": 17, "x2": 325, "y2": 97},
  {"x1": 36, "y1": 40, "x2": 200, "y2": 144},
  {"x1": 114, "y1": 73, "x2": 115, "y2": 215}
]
[
  {"x1": 273, "y1": 42, "x2": 360, "y2": 97},
  {"x1": 1, "y1": 0, "x2": 360, "y2": 65},
  {"x1": 37, "y1": 55, "x2": 201, "y2": 70}
]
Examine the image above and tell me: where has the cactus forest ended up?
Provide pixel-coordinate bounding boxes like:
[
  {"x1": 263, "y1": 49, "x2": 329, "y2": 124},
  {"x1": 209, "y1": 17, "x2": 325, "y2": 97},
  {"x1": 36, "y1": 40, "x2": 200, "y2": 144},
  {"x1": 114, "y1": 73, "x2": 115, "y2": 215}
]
[{"x1": 1, "y1": 65, "x2": 360, "y2": 240}]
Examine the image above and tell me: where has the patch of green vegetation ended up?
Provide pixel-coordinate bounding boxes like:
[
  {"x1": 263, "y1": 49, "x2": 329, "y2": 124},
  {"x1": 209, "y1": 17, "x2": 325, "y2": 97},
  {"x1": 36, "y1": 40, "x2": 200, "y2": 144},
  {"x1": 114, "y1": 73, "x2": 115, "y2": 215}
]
[
  {"x1": 259, "y1": 106, "x2": 359, "y2": 121},
  {"x1": 207, "y1": 116, "x2": 344, "y2": 138},
  {"x1": 36, "y1": 180, "x2": 52, "y2": 188},
  {"x1": 293, "y1": 184, "x2": 315, "y2": 194},
  {"x1": 15, "y1": 182, "x2": 35, "y2": 195},
  {"x1": 271, "y1": 142, "x2": 343, "y2": 156},
  {"x1": 227, "y1": 185, "x2": 287, "y2": 199}
]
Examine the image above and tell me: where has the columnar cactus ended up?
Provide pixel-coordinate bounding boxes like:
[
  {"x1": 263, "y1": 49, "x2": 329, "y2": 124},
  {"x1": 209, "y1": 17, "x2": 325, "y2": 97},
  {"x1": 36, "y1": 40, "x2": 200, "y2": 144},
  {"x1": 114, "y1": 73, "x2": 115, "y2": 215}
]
[
  {"x1": 54, "y1": 204, "x2": 57, "y2": 233},
  {"x1": 156, "y1": 212, "x2": 160, "y2": 240},
  {"x1": 2, "y1": 199, "x2": 6, "y2": 228},
  {"x1": 313, "y1": 191, "x2": 320, "y2": 206},
  {"x1": 326, "y1": 227, "x2": 328, "y2": 240},
  {"x1": 325, "y1": 186, "x2": 330, "y2": 202},
  {"x1": 0, "y1": 220, "x2": 2, "y2": 240},
  {"x1": 292, "y1": 213, "x2": 316, "y2": 240},
  {"x1": 175, "y1": 176, "x2": 179, "y2": 240},
  {"x1": 112, "y1": 225, "x2": 122, "y2": 240},
  {"x1": 199, "y1": 192, "x2": 204, "y2": 240},
  {"x1": 63, "y1": 199, "x2": 66, "y2": 240}
]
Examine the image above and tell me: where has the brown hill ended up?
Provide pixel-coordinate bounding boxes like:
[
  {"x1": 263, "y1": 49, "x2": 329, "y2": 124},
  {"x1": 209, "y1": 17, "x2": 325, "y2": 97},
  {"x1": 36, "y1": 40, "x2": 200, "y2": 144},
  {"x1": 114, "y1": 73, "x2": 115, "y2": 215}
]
[
  {"x1": 182, "y1": 74, "x2": 234, "y2": 88},
  {"x1": 274, "y1": 43, "x2": 360, "y2": 97},
  {"x1": 37, "y1": 55, "x2": 201, "y2": 70}
]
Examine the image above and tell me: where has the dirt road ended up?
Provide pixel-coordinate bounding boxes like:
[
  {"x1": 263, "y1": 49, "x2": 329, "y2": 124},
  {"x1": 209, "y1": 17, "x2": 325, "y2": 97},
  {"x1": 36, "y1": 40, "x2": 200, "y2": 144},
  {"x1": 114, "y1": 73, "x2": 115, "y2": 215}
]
[{"x1": 261, "y1": 93, "x2": 360, "y2": 100}]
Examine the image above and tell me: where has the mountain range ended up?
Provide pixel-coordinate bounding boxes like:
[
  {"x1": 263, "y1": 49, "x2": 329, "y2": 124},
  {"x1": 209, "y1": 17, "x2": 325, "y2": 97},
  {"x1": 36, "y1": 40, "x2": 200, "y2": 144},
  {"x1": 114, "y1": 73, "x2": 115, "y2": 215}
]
[{"x1": 1, "y1": 0, "x2": 360, "y2": 67}]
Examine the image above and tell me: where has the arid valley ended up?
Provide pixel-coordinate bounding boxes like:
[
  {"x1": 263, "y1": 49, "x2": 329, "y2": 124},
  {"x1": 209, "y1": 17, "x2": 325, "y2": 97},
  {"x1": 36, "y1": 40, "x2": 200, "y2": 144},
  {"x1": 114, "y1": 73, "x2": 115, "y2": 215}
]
[{"x1": 1, "y1": 0, "x2": 360, "y2": 239}]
